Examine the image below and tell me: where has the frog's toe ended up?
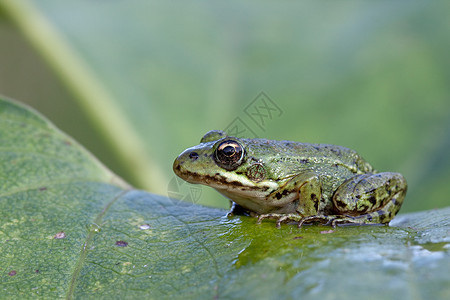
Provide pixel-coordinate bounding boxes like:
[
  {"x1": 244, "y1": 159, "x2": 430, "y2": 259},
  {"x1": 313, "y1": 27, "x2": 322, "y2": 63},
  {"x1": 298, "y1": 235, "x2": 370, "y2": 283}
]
[
  {"x1": 258, "y1": 213, "x2": 302, "y2": 227},
  {"x1": 257, "y1": 213, "x2": 270, "y2": 224},
  {"x1": 329, "y1": 216, "x2": 375, "y2": 227},
  {"x1": 297, "y1": 217, "x2": 316, "y2": 227},
  {"x1": 258, "y1": 213, "x2": 281, "y2": 223},
  {"x1": 324, "y1": 216, "x2": 359, "y2": 227},
  {"x1": 325, "y1": 218, "x2": 338, "y2": 227},
  {"x1": 330, "y1": 218, "x2": 344, "y2": 227},
  {"x1": 296, "y1": 215, "x2": 333, "y2": 227},
  {"x1": 276, "y1": 215, "x2": 292, "y2": 228}
]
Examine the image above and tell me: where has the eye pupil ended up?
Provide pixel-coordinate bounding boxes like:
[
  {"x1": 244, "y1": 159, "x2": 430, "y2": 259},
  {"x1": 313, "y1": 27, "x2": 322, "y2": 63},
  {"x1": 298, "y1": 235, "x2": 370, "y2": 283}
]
[{"x1": 223, "y1": 146, "x2": 235, "y2": 156}]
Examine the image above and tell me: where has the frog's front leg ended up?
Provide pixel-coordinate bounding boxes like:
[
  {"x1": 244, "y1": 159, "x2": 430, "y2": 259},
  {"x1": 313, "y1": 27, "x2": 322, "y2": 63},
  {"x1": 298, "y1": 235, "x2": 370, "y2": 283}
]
[
  {"x1": 228, "y1": 202, "x2": 253, "y2": 217},
  {"x1": 258, "y1": 171, "x2": 324, "y2": 227},
  {"x1": 331, "y1": 172, "x2": 407, "y2": 224},
  {"x1": 258, "y1": 214, "x2": 337, "y2": 228}
]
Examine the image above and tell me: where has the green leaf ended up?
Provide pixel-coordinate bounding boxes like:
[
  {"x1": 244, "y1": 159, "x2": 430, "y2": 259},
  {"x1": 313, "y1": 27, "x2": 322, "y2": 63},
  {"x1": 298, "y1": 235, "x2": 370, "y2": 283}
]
[{"x1": 1, "y1": 97, "x2": 449, "y2": 299}]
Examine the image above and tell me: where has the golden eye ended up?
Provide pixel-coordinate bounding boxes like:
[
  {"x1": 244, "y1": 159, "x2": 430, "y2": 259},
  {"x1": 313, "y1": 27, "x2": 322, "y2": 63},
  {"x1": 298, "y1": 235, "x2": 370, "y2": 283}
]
[{"x1": 214, "y1": 140, "x2": 244, "y2": 170}]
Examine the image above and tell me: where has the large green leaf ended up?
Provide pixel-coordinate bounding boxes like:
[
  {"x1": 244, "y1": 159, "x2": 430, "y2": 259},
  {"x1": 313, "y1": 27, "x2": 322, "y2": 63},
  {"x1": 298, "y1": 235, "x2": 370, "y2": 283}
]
[
  {"x1": 1, "y1": 97, "x2": 449, "y2": 299},
  {"x1": 1, "y1": 0, "x2": 450, "y2": 213}
]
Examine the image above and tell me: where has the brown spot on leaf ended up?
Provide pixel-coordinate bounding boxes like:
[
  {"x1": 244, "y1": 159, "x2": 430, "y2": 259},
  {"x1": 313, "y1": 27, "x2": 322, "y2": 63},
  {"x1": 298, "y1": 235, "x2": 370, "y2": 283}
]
[
  {"x1": 293, "y1": 236, "x2": 304, "y2": 240},
  {"x1": 115, "y1": 241, "x2": 128, "y2": 247},
  {"x1": 54, "y1": 232, "x2": 66, "y2": 239}
]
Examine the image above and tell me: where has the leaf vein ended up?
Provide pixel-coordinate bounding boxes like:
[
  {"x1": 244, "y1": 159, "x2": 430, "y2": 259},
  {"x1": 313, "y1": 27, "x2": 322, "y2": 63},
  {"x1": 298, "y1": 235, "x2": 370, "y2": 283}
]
[{"x1": 66, "y1": 189, "x2": 131, "y2": 299}]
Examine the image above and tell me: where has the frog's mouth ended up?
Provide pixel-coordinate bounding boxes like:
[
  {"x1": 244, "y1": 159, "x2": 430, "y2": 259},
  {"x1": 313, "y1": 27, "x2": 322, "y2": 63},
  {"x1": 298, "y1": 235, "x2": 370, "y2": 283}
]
[
  {"x1": 173, "y1": 159, "x2": 248, "y2": 188},
  {"x1": 174, "y1": 157, "x2": 276, "y2": 195},
  {"x1": 174, "y1": 156, "x2": 266, "y2": 188}
]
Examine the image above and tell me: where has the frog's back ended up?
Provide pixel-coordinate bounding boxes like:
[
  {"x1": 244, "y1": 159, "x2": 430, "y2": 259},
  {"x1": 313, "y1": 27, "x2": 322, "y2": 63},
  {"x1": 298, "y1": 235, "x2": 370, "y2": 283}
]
[
  {"x1": 244, "y1": 138, "x2": 375, "y2": 185},
  {"x1": 244, "y1": 139, "x2": 374, "y2": 203},
  {"x1": 286, "y1": 141, "x2": 374, "y2": 175}
]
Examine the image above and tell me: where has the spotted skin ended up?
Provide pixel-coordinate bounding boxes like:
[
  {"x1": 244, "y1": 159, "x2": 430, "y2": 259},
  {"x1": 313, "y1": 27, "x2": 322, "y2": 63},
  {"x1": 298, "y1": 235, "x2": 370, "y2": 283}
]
[{"x1": 173, "y1": 130, "x2": 407, "y2": 227}]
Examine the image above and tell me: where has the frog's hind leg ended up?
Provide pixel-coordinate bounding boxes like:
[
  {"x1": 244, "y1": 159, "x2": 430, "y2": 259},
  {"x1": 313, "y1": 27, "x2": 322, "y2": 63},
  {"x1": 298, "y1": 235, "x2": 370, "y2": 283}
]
[{"x1": 332, "y1": 172, "x2": 407, "y2": 224}]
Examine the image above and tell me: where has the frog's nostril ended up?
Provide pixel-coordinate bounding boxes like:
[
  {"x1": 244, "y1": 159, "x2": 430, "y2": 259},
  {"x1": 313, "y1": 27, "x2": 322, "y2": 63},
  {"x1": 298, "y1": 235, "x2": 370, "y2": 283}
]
[{"x1": 189, "y1": 152, "x2": 199, "y2": 160}]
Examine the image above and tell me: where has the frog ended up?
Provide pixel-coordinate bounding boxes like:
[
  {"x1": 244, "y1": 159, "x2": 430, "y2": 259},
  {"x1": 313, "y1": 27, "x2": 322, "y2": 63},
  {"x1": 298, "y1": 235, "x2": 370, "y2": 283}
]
[{"x1": 173, "y1": 130, "x2": 407, "y2": 227}]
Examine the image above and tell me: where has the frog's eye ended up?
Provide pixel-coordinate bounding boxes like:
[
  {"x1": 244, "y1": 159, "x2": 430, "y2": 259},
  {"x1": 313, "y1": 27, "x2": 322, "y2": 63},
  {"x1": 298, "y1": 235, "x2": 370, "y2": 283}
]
[{"x1": 214, "y1": 140, "x2": 244, "y2": 171}]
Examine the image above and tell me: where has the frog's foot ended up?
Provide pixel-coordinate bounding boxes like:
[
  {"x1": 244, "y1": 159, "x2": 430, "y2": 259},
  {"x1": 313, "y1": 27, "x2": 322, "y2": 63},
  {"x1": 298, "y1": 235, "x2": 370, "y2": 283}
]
[
  {"x1": 327, "y1": 216, "x2": 368, "y2": 227},
  {"x1": 296, "y1": 215, "x2": 338, "y2": 227},
  {"x1": 320, "y1": 215, "x2": 386, "y2": 227},
  {"x1": 258, "y1": 214, "x2": 336, "y2": 228},
  {"x1": 257, "y1": 213, "x2": 304, "y2": 228},
  {"x1": 257, "y1": 214, "x2": 377, "y2": 228}
]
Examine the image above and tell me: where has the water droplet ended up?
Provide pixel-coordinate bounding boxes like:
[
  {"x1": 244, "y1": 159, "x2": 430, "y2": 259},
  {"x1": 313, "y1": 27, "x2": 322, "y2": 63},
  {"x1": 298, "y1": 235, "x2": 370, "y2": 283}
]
[
  {"x1": 89, "y1": 223, "x2": 101, "y2": 233},
  {"x1": 139, "y1": 224, "x2": 151, "y2": 230}
]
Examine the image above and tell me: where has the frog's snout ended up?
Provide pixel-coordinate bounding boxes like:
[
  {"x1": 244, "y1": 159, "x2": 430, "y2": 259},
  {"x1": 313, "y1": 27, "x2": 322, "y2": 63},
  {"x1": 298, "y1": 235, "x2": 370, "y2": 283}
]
[
  {"x1": 173, "y1": 148, "x2": 199, "y2": 179},
  {"x1": 172, "y1": 154, "x2": 184, "y2": 178},
  {"x1": 173, "y1": 156, "x2": 181, "y2": 176}
]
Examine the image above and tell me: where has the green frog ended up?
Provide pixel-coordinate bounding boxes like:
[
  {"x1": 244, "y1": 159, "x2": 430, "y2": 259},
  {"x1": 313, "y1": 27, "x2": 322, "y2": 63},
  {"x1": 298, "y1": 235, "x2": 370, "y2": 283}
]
[{"x1": 173, "y1": 130, "x2": 407, "y2": 227}]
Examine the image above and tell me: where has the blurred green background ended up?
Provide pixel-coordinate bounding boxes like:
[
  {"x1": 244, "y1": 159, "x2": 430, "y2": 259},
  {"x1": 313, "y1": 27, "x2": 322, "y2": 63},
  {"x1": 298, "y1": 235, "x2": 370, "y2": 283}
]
[{"x1": 0, "y1": 0, "x2": 449, "y2": 212}]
